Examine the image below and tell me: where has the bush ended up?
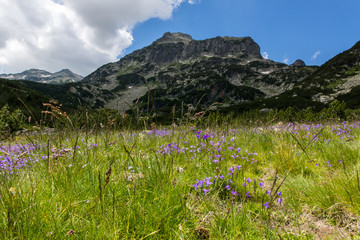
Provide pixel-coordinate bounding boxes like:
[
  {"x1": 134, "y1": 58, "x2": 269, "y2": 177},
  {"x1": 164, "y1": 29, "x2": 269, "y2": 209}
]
[{"x1": 0, "y1": 105, "x2": 26, "y2": 138}]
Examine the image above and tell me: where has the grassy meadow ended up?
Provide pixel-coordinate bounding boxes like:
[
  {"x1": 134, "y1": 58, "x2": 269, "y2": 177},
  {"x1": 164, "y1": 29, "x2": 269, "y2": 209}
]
[{"x1": 1, "y1": 117, "x2": 360, "y2": 239}]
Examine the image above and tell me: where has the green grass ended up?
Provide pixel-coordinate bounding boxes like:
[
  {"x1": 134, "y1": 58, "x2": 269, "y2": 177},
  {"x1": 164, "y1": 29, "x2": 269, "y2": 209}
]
[{"x1": 1, "y1": 121, "x2": 360, "y2": 239}]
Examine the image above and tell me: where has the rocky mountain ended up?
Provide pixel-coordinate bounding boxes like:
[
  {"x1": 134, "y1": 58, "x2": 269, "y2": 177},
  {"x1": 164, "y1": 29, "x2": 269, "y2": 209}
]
[
  {"x1": 2, "y1": 33, "x2": 359, "y2": 118},
  {"x1": 255, "y1": 40, "x2": 360, "y2": 111},
  {"x1": 78, "y1": 32, "x2": 317, "y2": 112},
  {"x1": 0, "y1": 69, "x2": 83, "y2": 84}
]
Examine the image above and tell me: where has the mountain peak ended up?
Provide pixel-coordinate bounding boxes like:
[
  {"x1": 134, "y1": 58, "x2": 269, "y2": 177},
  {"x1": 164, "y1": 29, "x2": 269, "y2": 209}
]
[
  {"x1": 291, "y1": 59, "x2": 306, "y2": 67},
  {"x1": 155, "y1": 32, "x2": 193, "y2": 44},
  {"x1": 58, "y1": 69, "x2": 72, "y2": 73}
]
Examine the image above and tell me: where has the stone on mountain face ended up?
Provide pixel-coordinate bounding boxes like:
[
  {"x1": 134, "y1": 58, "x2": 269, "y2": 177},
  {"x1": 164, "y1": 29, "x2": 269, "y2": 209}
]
[{"x1": 259, "y1": 108, "x2": 271, "y2": 113}]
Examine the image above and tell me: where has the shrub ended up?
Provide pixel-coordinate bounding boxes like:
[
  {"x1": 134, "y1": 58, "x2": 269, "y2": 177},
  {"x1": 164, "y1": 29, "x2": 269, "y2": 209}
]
[{"x1": 0, "y1": 105, "x2": 26, "y2": 138}]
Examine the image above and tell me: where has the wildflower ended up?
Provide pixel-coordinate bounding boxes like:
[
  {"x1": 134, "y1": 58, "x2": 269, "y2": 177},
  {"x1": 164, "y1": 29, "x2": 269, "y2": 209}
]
[
  {"x1": 259, "y1": 182, "x2": 264, "y2": 188},
  {"x1": 246, "y1": 178, "x2": 252, "y2": 183},
  {"x1": 213, "y1": 159, "x2": 219, "y2": 163},
  {"x1": 228, "y1": 167, "x2": 234, "y2": 177},
  {"x1": 225, "y1": 185, "x2": 231, "y2": 190},
  {"x1": 277, "y1": 191, "x2": 282, "y2": 197},
  {"x1": 245, "y1": 192, "x2": 251, "y2": 198},
  {"x1": 266, "y1": 190, "x2": 271, "y2": 196},
  {"x1": 277, "y1": 198, "x2": 282, "y2": 204},
  {"x1": 203, "y1": 188, "x2": 210, "y2": 195},
  {"x1": 193, "y1": 180, "x2": 203, "y2": 190},
  {"x1": 231, "y1": 190, "x2": 239, "y2": 196},
  {"x1": 263, "y1": 202, "x2": 269, "y2": 208},
  {"x1": 202, "y1": 134, "x2": 210, "y2": 140},
  {"x1": 205, "y1": 178, "x2": 213, "y2": 187}
]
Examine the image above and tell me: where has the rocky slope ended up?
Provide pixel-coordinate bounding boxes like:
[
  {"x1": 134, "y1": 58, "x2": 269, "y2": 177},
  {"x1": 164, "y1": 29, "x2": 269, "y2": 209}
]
[
  {"x1": 0, "y1": 69, "x2": 83, "y2": 84},
  {"x1": 255, "y1": 40, "x2": 360, "y2": 111},
  {"x1": 78, "y1": 32, "x2": 317, "y2": 112}
]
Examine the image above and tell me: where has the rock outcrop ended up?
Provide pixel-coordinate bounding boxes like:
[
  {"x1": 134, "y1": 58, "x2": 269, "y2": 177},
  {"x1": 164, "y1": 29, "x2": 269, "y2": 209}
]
[{"x1": 291, "y1": 59, "x2": 306, "y2": 67}]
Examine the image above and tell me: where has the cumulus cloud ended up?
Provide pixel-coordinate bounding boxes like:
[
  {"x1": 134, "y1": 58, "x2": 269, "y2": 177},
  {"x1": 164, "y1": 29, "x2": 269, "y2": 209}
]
[
  {"x1": 0, "y1": 0, "x2": 192, "y2": 75},
  {"x1": 188, "y1": 0, "x2": 201, "y2": 4},
  {"x1": 312, "y1": 50, "x2": 321, "y2": 60},
  {"x1": 262, "y1": 52, "x2": 269, "y2": 60},
  {"x1": 282, "y1": 56, "x2": 289, "y2": 64}
]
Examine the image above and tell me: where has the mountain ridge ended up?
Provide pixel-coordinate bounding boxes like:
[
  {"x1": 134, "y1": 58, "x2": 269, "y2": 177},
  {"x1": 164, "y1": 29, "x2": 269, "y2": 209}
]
[
  {"x1": 0, "y1": 68, "x2": 83, "y2": 84},
  {"x1": 1, "y1": 33, "x2": 360, "y2": 118}
]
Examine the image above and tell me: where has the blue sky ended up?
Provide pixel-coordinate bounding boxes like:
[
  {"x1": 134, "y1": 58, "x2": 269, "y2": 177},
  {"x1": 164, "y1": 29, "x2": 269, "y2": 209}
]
[
  {"x1": 125, "y1": 0, "x2": 360, "y2": 66},
  {"x1": 1, "y1": 0, "x2": 359, "y2": 75}
]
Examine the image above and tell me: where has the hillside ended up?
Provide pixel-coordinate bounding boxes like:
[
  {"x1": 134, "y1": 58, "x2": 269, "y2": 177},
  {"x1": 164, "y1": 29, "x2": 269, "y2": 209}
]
[
  {"x1": 249, "y1": 41, "x2": 360, "y2": 111},
  {"x1": 0, "y1": 78, "x2": 48, "y2": 119}
]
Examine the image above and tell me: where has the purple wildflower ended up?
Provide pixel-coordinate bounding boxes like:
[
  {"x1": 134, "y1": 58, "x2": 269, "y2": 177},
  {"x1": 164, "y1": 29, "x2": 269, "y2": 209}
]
[
  {"x1": 205, "y1": 178, "x2": 213, "y2": 187},
  {"x1": 228, "y1": 167, "x2": 234, "y2": 177},
  {"x1": 202, "y1": 134, "x2": 210, "y2": 140}
]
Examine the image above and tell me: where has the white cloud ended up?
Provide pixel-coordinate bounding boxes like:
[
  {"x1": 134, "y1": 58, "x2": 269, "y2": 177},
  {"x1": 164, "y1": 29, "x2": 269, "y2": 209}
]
[
  {"x1": 0, "y1": 0, "x2": 189, "y2": 76},
  {"x1": 262, "y1": 51, "x2": 269, "y2": 60},
  {"x1": 282, "y1": 56, "x2": 289, "y2": 64},
  {"x1": 312, "y1": 50, "x2": 321, "y2": 60},
  {"x1": 188, "y1": 0, "x2": 201, "y2": 4}
]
